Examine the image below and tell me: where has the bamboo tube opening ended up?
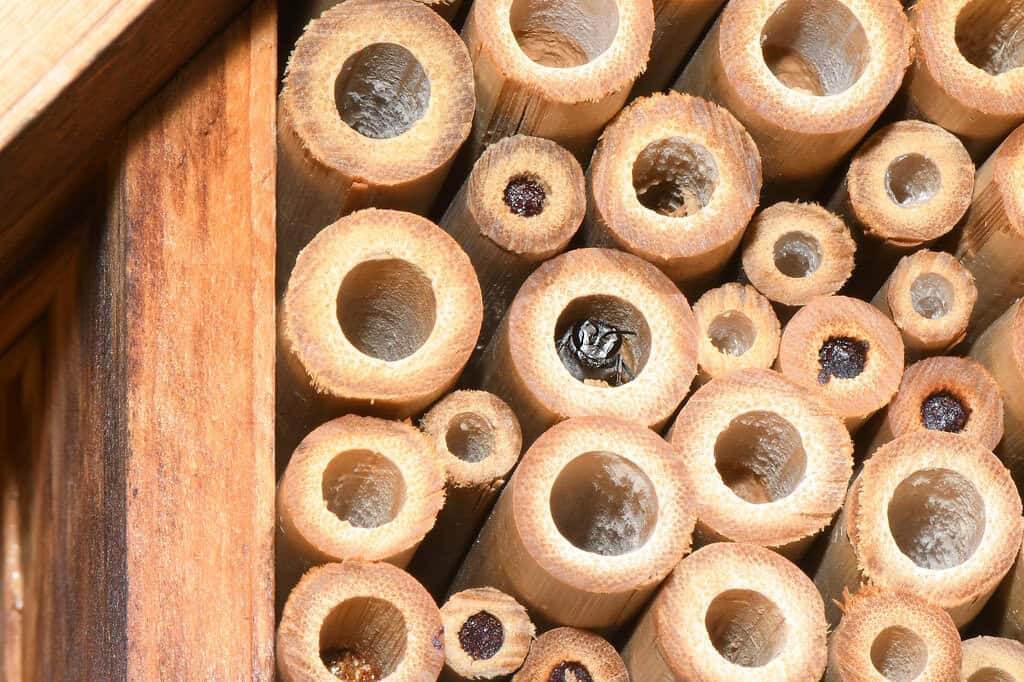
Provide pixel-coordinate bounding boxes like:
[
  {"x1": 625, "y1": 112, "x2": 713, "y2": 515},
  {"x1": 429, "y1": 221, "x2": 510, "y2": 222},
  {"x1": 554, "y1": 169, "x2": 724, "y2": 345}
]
[
  {"x1": 885, "y1": 154, "x2": 942, "y2": 207},
  {"x1": 910, "y1": 272, "x2": 954, "y2": 319},
  {"x1": 969, "y1": 670, "x2": 1016, "y2": 682},
  {"x1": 554, "y1": 295, "x2": 652, "y2": 386},
  {"x1": 631, "y1": 137, "x2": 719, "y2": 217},
  {"x1": 458, "y1": 612, "x2": 503, "y2": 660},
  {"x1": 319, "y1": 596, "x2": 407, "y2": 678},
  {"x1": 818, "y1": 336, "x2": 869, "y2": 384},
  {"x1": 708, "y1": 312, "x2": 756, "y2": 356},
  {"x1": 694, "y1": 284, "x2": 781, "y2": 384},
  {"x1": 503, "y1": 174, "x2": 547, "y2": 217},
  {"x1": 921, "y1": 391, "x2": 970, "y2": 433},
  {"x1": 867, "y1": 626, "x2": 927, "y2": 681},
  {"x1": 962, "y1": 637, "x2": 1024, "y2": 682},
  {"x1": 704, "y1": 589, "x2": 787, "y2": 667},
  {"x1": 714, "y1": 411, "x2": 807, "y2": 504},
  {"x1": 445, "y1": 413, "x2": 496, "y2": 464},
  {"x1": 440, "y1": 587, "x2": 534, "y2": 678},
  {"x1": 954, "y1": 1, "x2": 1024, "y2": 76},
  {"x1": 322, "y1": 450, "x2": 407, "y2": 528},
  {"x1": 334, "y1": 43, "x2": 431, "y2": 140},
  {"x1": 509, "y1": 0, "x2": 620, "y2": 68},
  {"x1": 513, "y1": 628, "x2": 627, "y2": 682},
  {"x1": 773, "y1": 231, "x2": 822, "y2": 278}
]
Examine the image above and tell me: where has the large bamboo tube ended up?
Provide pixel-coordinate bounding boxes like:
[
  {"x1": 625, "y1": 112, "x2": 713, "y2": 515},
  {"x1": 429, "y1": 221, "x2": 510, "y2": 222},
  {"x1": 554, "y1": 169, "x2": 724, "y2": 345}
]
[
  {"x1": 450, "y1": 417, "x2": 696, "y2": 630},
  {"x1": 462, "y1": 0, "x2": 654, "y2": 161},
  {"x1": 584, "y1": 92, "x2": 762, "y2": 294},
  {"x1": 777, "y1": 295, "x2": 904, "y2": 431},
  {"x1": 674, "y1": 0, "x2": 913, "y2": 192},
  {"x1": 668, "y1": 368, "x2": 853, "y2": 559},
  {"x1": 481, "y1": 248, "x2": 699, "y2": 442},
  {"x1": 813, "y1": 431, "x2": 1023, "y2": 627},
  {"x1": 631, "y1": 0, "x2": 725, "y2": 96},
  {"x1": 962, "y1": 637, "x2": 1024, "y2": 682},
  {"x1": 513, "y1": 628, "x2": 627, "y2": 682},
  {"x1": 824, "y1": 587, "x2": 961, "y2": 682},
  {"x1": 693, "y1": 284, "x2": 781, "y2": 385},
  {"x1": 277, "y1": 561, "x2": 444, "y2": 682},
  {"x1": 985, "y1": 542, "x2": 1024, "y2": 642},
  {"x1": 622, "y1": 543, "x2": 827, "y2": 681},
  {"x1": 439, "y1": 587, "x2": 534, "y2": 681}
]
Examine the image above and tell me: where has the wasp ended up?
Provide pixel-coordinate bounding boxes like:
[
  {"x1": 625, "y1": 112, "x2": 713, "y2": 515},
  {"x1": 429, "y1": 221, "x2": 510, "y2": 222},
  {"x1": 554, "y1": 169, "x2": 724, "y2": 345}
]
[{"x1": 556, "y1": 318, "x2": 636, "y2": 387}]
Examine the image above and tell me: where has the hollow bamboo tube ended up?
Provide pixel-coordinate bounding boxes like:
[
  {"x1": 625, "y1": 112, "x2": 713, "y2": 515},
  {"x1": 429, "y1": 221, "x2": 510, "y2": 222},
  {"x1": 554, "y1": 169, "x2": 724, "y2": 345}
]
[
  {"x1": 813, "y1": 430, "x2": 1024, "y2": 627},
  {"x1": 584, "y1": 92, "x2": 763, "y2": 294},
  {"x1": 622, "y1": 543, "x2": 827, "y2": 681},
  {"x1": 674, "y1": 0, "x2": 913, "y2": 192},
  {"x1": 461, "y1": 0, "x2": 654, "y2": 161},
  {"x1": 985, "y1": 541, "x2": 1024, "y2": 642},
  {"x1": 439, "y1": 587, "x2": 534, "y2": 681},
  {"x1": 439, "y1": 135, "x2": 585, "y2": 342},
  {"x1": 824, "y1": 587, "x2": 961, "y2": 682},
  {"x1": 450, "y1": 417, "x2": 696, "y2": 630},
  {"x1": 692, "y1": 284, "x2": 781, "y2": 385},
  {"x1": 311, "y1": 0, "x2": 464, "y2": 23},
  {"x1": 740, "y1": 202, "x2": 856, "y2": 314},
  {"x1": 277, "y1": 561, "x2": 444, "y2": 682},
  {"x1": 512, "y1": 628, "x2": 627, "y2": 682},
  {"x1": 481, "y1": 247, "x2": 699, "y2": 443},
  {"x1": 962, "y1": 637, "x2": 1024, "y2": 682},
  {"x1": 905, "y1": 0, "x2": 1024, "y2": 159},
  {"x1": 631, "y1": 0, "x2": 726, "y2": 96},
  {"x1": 406, "y1": 390, "x2": 522, "y2": 597},
  {"x1": 777, "y1": 295, "x2": 904, "y2": 431},
  {"x1": 668, "y1": 368, "x2": 853, "y2": 559}
]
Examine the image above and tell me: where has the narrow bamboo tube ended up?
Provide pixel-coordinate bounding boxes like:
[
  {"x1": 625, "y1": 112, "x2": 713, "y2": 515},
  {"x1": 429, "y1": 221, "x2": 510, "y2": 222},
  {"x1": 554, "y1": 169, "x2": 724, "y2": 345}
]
[
  {"x1": 631, "y1": 0, "x2": 726, "y2": 96},
  {"x1": 461, "y1": 0, "x2": 654, "y2": 161},
  {"x1": 674, "y1": 0, "x2": 913, "y2": 191},
  {"x1": 962, "y1": 637, "x2": 1024, "y2": 682},
  {"x1": 622, "y1": 543, "x2": 827, "y2": 681},
  {"x1": 440, "y1": 588, "x2": 534, "y2": 681},
  {"x1": 277, "y1": 561, "x2": 444, "y2": 682},
  {"x1": 824, "y1": 587, "x2": 961, "y2": 682},
  {"x1": 813, "y1": 431, "x2": 1024, "y2": 627},
  {"x1": 668, "y1": 368, "x2": 853, "y2": 559},
  {"x1": 985, "y1": 541, "x2": 1024, "y2": 642},
  {"x1": 450, "y1": 417, "x2": 696, "y2": 630},
  {"x1": 513, "y1": 628, "x2": 627, "y2": 682},
  {"x1": 693, "y1": 284, "x2": 781, "y2": 385},
  {"x1": 439, "y1": 135, "x2": 585, "y2": 342},
  {"x1": 481, "y1": 248, "x2": 699, "y2": 442},
  {"x1": 406, "y1": 390, "x2": 522, "y2": 597},
  {"x1": 584, "y1": 92, "x2": 763, "y2": 293},
  {"x1": 906, "y1": 0, "x2": 1024, "y2": 159},
  {"x1": 777, "y1": 295, "x2": 904, "y2": 431}
]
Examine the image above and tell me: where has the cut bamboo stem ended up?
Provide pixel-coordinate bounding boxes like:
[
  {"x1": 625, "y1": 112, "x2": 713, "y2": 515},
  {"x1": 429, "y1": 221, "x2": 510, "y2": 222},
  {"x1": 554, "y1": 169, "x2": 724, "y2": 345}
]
[
  {"x1": 311, "y1": 0, "x2": 464, "y2": 22},
  {"x1": 439, "y1": 587, "x2": 534, "y2": 681},
  {"x1": 450, "y1": 417, "x2": 696, "y2": 630},
  {"x1": 693, "y1": 284, "x2": 781, "y2": 385},
  {"x1": 813, "y1": 431, "x2": 1023, "y2": 627},
  {"x1": 776, "y1": 295, "x2": 905, "y2": 432},
  {"x1": 674, "y1": 0, "x2": 913, "y2": 192},
  {"x1": 461, "y1": 0, "x2": 654, "y2": 161},
  {"x1": 277, "y1": 561, "x2": 444, "y2": 682},
  {"x1": 961, "y1": 637, "x2": 1024, "y2": 682},
  {"x1": 584, "y1": 92, "x2": 762, "y2": 294},
  {"x1": 512, "y1": 628, "x2": 627, "y2": 682},
  {"x1": 985, "y1": 541, "x2": 1024, "y2": 642},
  {"x1": 621, "y1": 543, "x2": 827, "y2": 681},
  {"x1": 481, "y1": 248, "x2": 699, "y2": 443},
  {"x1": 631, "y1": 0, "x2": 726, "y2": 96}
]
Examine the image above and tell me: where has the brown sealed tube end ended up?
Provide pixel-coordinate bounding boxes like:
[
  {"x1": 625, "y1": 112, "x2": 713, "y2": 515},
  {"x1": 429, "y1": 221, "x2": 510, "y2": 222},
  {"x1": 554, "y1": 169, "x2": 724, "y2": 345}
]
[
  {"x1": 675, "y1": 0, "x2": 912, "y2": 190},
  {"x1": 962, "y1": 637, "x2": 1024, "y2": 682},
  {"x1": 777, "y1": 295, "x2": 904, "y2": 431},
  {"x1": 451, "y1": 417, "x2": 696, "y2": 630},
  {"x1": 693, "y1": 284, "x2": 781, "y2": 385},
  {"x1": 482, "y1": 248, "x2": 699, "y2": 442},
  {"x1": 585, "y1": 92, "x2": 762, "y2": 293},
  {"x1": 622, "y1": 543, "x2": 827, "y2": 682},
  {"x1": 440, "y1": 587, "x2": 534, "y2": 681},
  {"x1": 513, "y1": 628, "x2": 627, "y2": 682},
  {"x1": 669, "y1": 369, "x2": 853, "y2": 559},
  {"x1": 813, "y1": 431, "x2": 1024, "y2": 627},
  {"x1": 825, "y1": 587, "x2": 961, "y2": 682},
  {"x1": 277, "y1": 561, "x2": 444, "y2": 682},
  {"x1": 462, "y1": 0, "x2": 654, "y2": 160},
  {"x1": 631, "y1": 0, "x2": 726, "y2": 96}
]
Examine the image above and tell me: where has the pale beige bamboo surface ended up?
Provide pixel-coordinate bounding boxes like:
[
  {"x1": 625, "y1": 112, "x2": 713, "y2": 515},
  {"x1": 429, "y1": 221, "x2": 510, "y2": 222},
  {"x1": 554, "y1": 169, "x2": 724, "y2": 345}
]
[
  {"x1": 668, "y1": 369, "x2": 853, "y2": 559},
  {"x1": 277, "y1": 561, "x2": 444, "y2": 682},
  {"x1": 461, "y1": 0, "x2": 654, "y2": 161},
  {"x1": 813, "y1": 431, "x2": 1023, "y2": 627},
  {"x1": 985, "y1": 541, "x2": 1024, "y2": 642},
  {"x1": 481, "y1": 248, "x2": 699, "y2": 442},
  {"x1": 961, "y1": 637, "x2": 1024, "y2": 682},
  {"x1": 450, "y1": 417, "x2": 696, "y2": 630},
  {"x1": 512, "y1": 628, "x2": 627, "y2": 682},
  {"x1": 584, "y1": 92, "x2": 762, "y2": 294},
  {"x1": 824, "y1": 587, "x2": 961, "y2": 682},
  {"x1": 674, "y1": 0, "x2": 913, "y2": 191},
  {"x1": 631, "y1": 0, "x2": 725, "y2": 96},
  {"x1": 777, "y1": 295, "x2": 905, "y2": 431},
  {"x1": 621, "y1": 543, "x2": 827, "y2": 681},
  {"x1": 439, "y1": 587, "x2": 534, "y2": 681},
  {"x1": 693, "y1": 284, "x2": 781, "y2": 385},
  {"x1": 311, "y1": 0, "x2": 464, "y2": 22},
  {"x1": 905, "y1": 0, "x2": 1024, "y2": 159}
]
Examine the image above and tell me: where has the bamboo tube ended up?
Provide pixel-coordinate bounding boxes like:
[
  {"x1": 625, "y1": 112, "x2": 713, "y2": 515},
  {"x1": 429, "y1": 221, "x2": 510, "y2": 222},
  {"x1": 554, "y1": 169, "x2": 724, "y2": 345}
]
[
  {"x1": 905, "y1": 0, "x2": 1024, "y2": 159},
  {"x1": 481, "y1": 248, "x2": 699, "y2": 443},
  {"x1": 461, "y1": 0, "x2": 654, "y2": 161},
  {"x1": 439, "y1": 587, "x2": 534, "y2": 681},
  {"x1": 824, "y1": 587, "x2": 961, "y2": 682},
  {"x1": 693, "y1": 284, "x2": 781, "y2": 385},
  {"x1": 631, "y1": 0, "x2": 726, "y2": 96},
  {"x1": 985, "y1": 541, "x2": 1024, "y2": 642},
  {"x1": 513, "y1": 628, "x2": 627, "y2": 682},
  {"x1": 277, "y1": 561, "x2": 444, "y2": 682},
  {"x1": 622, "y1": 543, "x2": 827, "y2": 681},
  {"x1": 439, "y1": 135, "x2": 585, "y2": 342},
  {"x1": 450, "y1": 417, "x2": 696, "y2": 630},
  {"x1": 668, "y1": 368, "x2": 853, "y2": 559},
  {"x1": 962, "y1": 637, "x2": 1024, "y2": 682},
  {"x1": 813, "y1": 431, "x2": 1024, "y2": 627},
  {"x1": 674, "y1": 0, "x2": 913, "y2": 192},
  {"x1": 406, "y1": 390, "x2": 522, "y2": 597},
  {"x1": 777, "y1": 295, "x2": 904, "y2": 431},
  {"x1": 584, "y1": 92, "x2": 763, "y2": 294},
  {"x1": 311, "y1": 0, "x2": 464, "y2": 23}
]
